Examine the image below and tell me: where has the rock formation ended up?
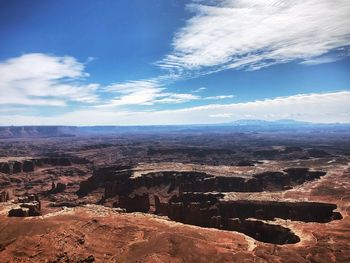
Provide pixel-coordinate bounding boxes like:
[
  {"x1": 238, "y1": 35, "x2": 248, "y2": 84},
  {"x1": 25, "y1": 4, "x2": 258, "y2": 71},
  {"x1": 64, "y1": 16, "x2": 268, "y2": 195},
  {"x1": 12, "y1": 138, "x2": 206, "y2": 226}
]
[
  {"x1": 49, "y1": 182, "x2": 67, "y2": 194},
  {"x1": 117, "y1": 194, "x2": 150, "y2": 212},
  {"x1": 0, "y1": 162, "x2": 10, "y2": 174},
  {"x1": 22, "y1": 160, "x2": 34, "y2": 172},
  {"x1": 0, "y1": 157, "x2": 85, "y2": 175},
  {"x1": 151, "y1": 192, "x2": 342, "y2": 244},
  {"x1": 0, "y1": 190, "x2": 10, "y2": 202},
  {"x1": 12, "y1": 161, "x2": 22, "y2": 173},
  {"x1": 8, "y1": 194, "x2": 41, "y2": 217},
  {"x1": 77, "y1": 165, "x2": 132, "y2": 196},
  {"x1": 75, "y1": 165, "x2": 338, "y2": 244}
]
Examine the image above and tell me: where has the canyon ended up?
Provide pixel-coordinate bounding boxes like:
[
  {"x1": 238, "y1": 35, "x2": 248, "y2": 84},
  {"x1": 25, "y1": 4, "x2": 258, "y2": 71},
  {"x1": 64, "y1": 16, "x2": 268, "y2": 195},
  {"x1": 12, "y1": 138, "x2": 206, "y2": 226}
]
[{"x1": 0, "y1": 128, "x2": 349, "y2": 262}]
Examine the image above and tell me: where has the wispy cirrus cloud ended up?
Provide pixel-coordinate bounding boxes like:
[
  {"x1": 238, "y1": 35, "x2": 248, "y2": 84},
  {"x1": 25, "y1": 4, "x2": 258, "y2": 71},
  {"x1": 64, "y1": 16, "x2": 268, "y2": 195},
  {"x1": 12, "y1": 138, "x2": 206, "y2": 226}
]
[
  {"x1": 159, "y1": 0, "x2": 350, "y2": 73},
  {"x1": 98, "y1": 78, "x2": 233, "y2": 108},
  {"x1": 204, "y1": 95, "x2": 235, "y2": 100},
  {"x1": 192, "y1": 87, "x2": 207, "y2": 93},
  {"x1": 98, "y1": 79, "x2": 200, "y2": 107}
]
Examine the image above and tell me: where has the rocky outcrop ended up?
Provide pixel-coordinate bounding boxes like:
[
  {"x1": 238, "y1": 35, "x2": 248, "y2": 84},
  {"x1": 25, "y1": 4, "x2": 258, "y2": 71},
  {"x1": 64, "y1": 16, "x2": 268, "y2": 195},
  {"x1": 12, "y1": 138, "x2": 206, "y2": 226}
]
[
  {"x1": 78, "y1": 166, "x2": 210, "y2": 197},
  {"x1": 18, "y1": 194, "x2": 40, "y2": 204},
  {"x1": 77, "y1": 165, "x2": 132, "y2": 196},
  {"x1": 117, "y1": 194, "x2": 150, "y2": 213},
  {"x1": 22, "y1": 160, "x2": 34, "y2": 172},
  {"x1": 49, "y1": 182, "x2": 67, "y2": 194},
  {"x1": 12, "y1": 161, "x2": 22, "y2": 173},
  {"x1": 0, "y1": 190, "x2": 10, "y2": 202},
  {"x1": 78, "y1": 255, "x2": 95, "y2": 263},
  {"x1": 8, "y1": 207, "x2": 29, "y2": 217},
  {"x1": 56, "y1": 182, "x2": 66, "y2": 192},
  {"x1": 39, "y1": 157, "x2": 72, "y2": 166},
  {"x1": 180, "y1": 168, "x2": 326, "y2": 193},
  {"x1": 181, "y1": 176, "x2": 246, "y2": 193},
  {"x1": 75, "y1": 164, "x2": 339, "y2": 244},
  {"x1": 0, "y1": 157, "x2": 86, "y2": 175},
  {"x1": 19, "y1": 202, "x2": 41, "y2": 216},
  {"x1": 155, "y1": 193, "x2": 341, "y2": 244},
  {"x1": 0, "y1": 162, "x2": 10, "y2": 174},
  {"x1": 168, "y1": 201, "x2": 219, "y2": 227},
  {"x1": 154, "y1": 195, "x2": 169, "y2": 215},
  {"x1": 219, "y1": 218, "x2": 300, "y2": 245},
  {"x1": 9, "y1": 194, "x2": 41, "y2": 217},
  {"x1": 164, "y1": 193, "x2": 341, "y2": 223},
  {"x1": 283, "y1": 168, "x2": 325, "y2": 182},
  {"x1": 79, "y1": 165, "x2": 326, "y2": 199},
  {"x1": 119, "y1": 171, "x2": 210, "y2": 197},
  {"x1": 218, "y1": 200, "x2": 341, "y2": 223}
]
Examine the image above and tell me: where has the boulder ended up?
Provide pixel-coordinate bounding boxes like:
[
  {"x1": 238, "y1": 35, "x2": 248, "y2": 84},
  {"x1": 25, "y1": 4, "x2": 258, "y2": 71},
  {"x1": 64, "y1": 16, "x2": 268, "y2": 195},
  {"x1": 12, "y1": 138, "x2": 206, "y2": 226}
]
[
  {"x1": 79, "y1": 255, "x2": 95, "y2": 263},
  {"x1": 8, "y1": 207, "x2": 29, "y2": 217},
  {"x1": 20, "y1": 201, "x2": 41, "y2": 216}
]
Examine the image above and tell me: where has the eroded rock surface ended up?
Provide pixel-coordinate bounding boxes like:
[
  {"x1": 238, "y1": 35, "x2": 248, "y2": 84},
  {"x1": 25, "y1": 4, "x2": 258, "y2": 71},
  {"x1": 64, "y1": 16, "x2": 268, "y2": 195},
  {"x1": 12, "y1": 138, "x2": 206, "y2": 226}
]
[
  {"x1": 74, "y1": 164, "x2": 341, "y2": 245},
  {"x1": 8, "y1": 194, "x2": 41, "y2": 217}
]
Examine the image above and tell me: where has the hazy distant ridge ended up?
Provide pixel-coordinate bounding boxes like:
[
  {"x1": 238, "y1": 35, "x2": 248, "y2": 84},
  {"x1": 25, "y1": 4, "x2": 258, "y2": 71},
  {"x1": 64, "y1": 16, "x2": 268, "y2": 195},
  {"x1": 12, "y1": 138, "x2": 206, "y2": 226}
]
[{"x1": 1, "y1": 120, "x2": 349, "y2": 138}]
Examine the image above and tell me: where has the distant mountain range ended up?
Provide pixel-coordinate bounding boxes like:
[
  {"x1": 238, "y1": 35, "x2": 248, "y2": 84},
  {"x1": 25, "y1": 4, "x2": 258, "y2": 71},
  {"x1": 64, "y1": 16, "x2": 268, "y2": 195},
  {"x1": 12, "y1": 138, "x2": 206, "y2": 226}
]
[
  {"x1": 0, "y1": 126, "x2": 78, "y2": 138},
  {"x1": 0, "y1": 120, "x2": 349, "y2": 138},
  {"x1": 228, "y1": 119, "x2": 310, "y2": 125}
]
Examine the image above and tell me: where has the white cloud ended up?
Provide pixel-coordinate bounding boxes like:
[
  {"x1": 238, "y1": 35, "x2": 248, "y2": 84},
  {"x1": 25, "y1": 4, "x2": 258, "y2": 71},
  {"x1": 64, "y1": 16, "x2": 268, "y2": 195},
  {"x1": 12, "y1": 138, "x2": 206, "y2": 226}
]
[
  {"x1": 159, "y1": 0, "x2": 350, "y2": 72},
  {"x1": 209, "y1": 113, "x2": 233, "y2": 118},
  {"x1": 0, "y1": 53, "x2": 100, "y2": 106},
  {"x1": 98, "y1": 79, "x2": 206, "y2": 107},
  {"x1": 99, "y1": 78, "x2": 236, "y2": 107},
  {"x1": 300, "y1": 54, "x2": 343, "y2": 65},
  {"x1": 0, "y1": 54, "x2": 236, "y2": 110},
  {"x1": 204, "y1": 95, "x2": 235, "y2": 100},
  {"x1": 2, "y1": 91, "x2": 349, "y2": 125},
  {"x1": 101, "y1": 80, "x2": 164, "y2": 107},
  {"x1": 154, "y1": 93, "x2": 200, "y2": 104},
  {"x1": 106, "y1": 79, "x2": 161, "y2": 94},
  {"x1": 192, "y1": 87, "x2": 207, "y2": 93}
]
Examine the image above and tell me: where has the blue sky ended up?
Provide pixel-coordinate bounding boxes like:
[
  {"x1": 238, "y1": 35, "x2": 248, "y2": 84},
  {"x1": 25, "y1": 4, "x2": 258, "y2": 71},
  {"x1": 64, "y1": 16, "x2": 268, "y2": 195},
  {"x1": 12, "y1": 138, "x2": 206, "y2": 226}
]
[{"x1": 0, "y1": 0, "x2": 350, "y2": 125}]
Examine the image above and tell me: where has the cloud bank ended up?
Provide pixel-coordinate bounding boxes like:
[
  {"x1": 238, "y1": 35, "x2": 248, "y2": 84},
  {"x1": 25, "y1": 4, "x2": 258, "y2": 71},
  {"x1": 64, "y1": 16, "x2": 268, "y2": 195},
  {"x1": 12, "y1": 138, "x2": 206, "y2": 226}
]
[
  {"x1": 0, "y1": 54, "x2": 233, "y2": 109},
  {"x1": 2, "y1": 91, "x2": 349, "y2": 125}
]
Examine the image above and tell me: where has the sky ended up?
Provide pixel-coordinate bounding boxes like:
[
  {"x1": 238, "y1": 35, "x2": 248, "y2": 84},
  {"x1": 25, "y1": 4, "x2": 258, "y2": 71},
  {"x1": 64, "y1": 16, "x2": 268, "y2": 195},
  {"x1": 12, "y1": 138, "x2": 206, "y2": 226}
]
[{"x1": 0, "y1": 0, "x2": 350, "y2": 125}]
